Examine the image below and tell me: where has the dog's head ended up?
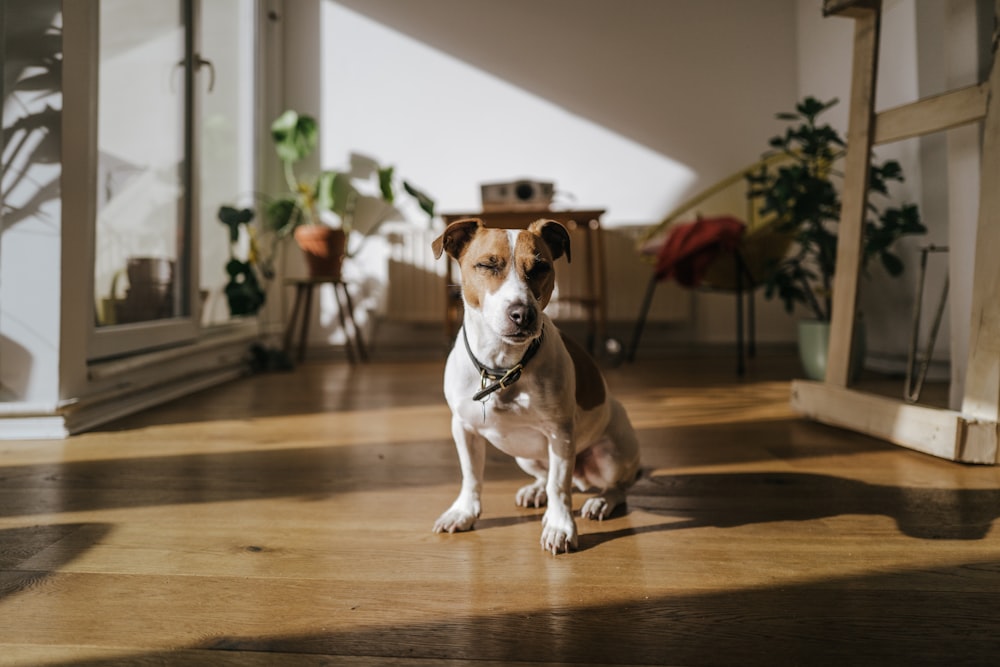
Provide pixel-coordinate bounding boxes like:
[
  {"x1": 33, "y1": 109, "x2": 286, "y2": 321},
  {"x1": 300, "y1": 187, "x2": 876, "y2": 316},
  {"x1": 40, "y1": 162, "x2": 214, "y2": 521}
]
[{"x1": 432, "y1": 218, "x2": 570, "y2": 344}]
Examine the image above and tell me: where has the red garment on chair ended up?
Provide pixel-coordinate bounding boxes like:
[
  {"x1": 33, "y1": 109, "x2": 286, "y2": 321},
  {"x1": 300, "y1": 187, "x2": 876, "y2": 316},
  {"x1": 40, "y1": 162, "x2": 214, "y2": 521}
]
[{"x1": 653, "y1": 216, "x2": 746, "y2": 287}]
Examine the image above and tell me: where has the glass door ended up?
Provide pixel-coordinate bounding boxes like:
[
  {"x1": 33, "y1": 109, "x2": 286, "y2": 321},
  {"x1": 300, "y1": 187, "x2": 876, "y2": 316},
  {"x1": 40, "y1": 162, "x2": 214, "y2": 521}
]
[
  {"x1": 198, "y1": 0, "x2": 258, "y2": 327},
  {"x1": 90, "y1": 0, "x2": 193, "y2": 359},
  {"x1": 89, "y1": 0, "x2": 258, "y2": 359}
]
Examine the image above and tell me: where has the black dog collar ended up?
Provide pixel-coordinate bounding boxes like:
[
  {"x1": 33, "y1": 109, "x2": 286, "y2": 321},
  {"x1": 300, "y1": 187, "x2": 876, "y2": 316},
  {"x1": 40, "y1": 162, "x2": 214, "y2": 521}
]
[{"x1": 463, "y1": 325, "x2": 543, "y2": 402}]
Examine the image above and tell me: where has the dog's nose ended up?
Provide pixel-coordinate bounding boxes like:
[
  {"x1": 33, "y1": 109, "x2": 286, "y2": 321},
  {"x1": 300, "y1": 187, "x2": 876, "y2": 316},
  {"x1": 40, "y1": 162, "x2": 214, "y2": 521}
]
[{"x1": 507, "y1": 303, "x2": 536, "y2": 328}]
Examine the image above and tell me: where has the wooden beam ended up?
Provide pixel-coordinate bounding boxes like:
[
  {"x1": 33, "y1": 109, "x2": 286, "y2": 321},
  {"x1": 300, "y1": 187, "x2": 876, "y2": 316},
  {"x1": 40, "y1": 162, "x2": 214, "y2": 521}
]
[
  {"x1": 825, "y1": 8, "x2": 880, "y2": 387},
  {"x1": 791, "y1": 381, "x2": 998, "y2": 464},
  {"x1": 962, "y1": 1, "x2": 1000, "y2": 423},
  {"x1": 873, "y1": 83, "x2": 989, "y2": 145}
]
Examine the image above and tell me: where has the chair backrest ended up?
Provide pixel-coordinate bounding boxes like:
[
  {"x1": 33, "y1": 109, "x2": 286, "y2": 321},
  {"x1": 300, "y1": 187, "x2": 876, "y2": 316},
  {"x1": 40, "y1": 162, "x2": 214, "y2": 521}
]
[{"x1": 644, "y1": 154, "x2": 796, "y2": 291}]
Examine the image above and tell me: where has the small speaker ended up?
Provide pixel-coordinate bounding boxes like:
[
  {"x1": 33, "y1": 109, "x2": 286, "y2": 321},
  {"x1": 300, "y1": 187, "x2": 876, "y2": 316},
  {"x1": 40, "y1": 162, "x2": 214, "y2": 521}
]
[{"x1": 480, "y1": 179, "x2": 554, "y2": 211}]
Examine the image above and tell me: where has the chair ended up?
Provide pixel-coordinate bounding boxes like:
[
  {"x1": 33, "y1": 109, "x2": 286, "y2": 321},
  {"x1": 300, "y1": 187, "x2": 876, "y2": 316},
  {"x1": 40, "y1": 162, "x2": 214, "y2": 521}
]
[{"x1": 627, "y1": 163, "x2": 793, "y2": 375}]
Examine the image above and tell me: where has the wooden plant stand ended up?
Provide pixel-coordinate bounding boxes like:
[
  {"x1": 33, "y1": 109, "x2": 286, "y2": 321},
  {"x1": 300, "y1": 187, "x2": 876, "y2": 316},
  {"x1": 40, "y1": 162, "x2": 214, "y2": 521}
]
[{"x1": 791, "y1": 0, "x2": 1000, "y2": 463}]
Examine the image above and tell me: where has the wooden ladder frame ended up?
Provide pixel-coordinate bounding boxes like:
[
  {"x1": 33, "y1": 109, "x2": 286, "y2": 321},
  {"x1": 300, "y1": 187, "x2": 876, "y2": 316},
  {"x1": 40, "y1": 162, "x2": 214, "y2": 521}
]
[{"x1": 791, "y1": 0, "x2": 1000, "y2": 463}]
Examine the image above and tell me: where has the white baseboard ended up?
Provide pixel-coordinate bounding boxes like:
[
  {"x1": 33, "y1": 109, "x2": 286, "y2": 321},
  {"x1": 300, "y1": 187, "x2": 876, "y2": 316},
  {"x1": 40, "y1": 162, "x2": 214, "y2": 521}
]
[
  {"x1": 0, "y1": 329, "x2": 258, "y2": 440},
  {"x1": 0, "y1": 416, "x2": 71, "y2": 440}
]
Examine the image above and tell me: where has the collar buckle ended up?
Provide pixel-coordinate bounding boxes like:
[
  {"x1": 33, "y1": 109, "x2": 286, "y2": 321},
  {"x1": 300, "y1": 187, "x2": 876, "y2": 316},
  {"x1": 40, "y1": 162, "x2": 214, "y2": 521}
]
[{"x1": 466, "y1": 328, "x2": 540, "y2": 403}]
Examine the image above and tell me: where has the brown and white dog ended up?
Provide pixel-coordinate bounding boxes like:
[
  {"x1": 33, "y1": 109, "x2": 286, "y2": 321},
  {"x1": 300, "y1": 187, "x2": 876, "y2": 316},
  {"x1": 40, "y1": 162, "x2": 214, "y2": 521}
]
[{"x1": 431, "y1": 218, "x2": 641, "y2": 554}]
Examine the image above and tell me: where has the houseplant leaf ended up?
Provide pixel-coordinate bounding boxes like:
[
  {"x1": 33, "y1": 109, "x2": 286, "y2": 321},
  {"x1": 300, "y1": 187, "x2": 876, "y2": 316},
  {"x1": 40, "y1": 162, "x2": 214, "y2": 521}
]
[
  {"x1": 218, "y1": 205, "x2": 253, "y2": 243},
  {"x1": 403, "y1": 180, "x2": 436, "y2": 218},
  {"x1": 317, "y1": 171, "x2": 356, "y2": 219},
  {"x1": 271, "y1": 110, "x2": 318, "y2": 164},
  {"x1": 378, "y1": 166, "x2": 396, "y2": 203},
  {"x1": 265, "y1": 197, "x2": 299, "y2": 236}
]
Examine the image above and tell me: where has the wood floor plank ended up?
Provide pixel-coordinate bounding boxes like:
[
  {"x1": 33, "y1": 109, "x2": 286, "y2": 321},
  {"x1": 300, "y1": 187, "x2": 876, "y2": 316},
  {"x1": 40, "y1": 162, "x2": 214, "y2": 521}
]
[{"x1": 2, "y1": 352, "x2": 1000, "y2": 665}]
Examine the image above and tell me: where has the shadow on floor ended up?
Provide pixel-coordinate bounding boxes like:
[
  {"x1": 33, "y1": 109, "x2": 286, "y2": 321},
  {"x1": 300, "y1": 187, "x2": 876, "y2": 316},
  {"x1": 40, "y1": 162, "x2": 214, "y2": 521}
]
[{"x1": 43, "y1": 556, "x2": 1000, "y2": 665}]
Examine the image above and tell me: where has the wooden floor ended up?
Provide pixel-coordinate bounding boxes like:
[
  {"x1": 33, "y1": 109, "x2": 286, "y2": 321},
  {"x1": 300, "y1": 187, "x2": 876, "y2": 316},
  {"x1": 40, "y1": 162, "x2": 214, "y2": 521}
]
[{"x1": 2, "y1": 345, "x2": 1000, "y2": 665}]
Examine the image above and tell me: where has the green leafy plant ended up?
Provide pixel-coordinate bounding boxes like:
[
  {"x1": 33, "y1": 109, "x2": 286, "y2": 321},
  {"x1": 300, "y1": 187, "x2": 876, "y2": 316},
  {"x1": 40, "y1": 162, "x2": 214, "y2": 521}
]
[
  {"x1": 217, "y1": 109, "x2": 436, "y2": 317},
  {"x1": 218, "y1": 205, "x2": 268, "y2": 317},
  {"x1": 257, "y1": 109, "x2": 434, "y2": 251},
  {"x1": 745, "y1": 96, "x2": 926, "y2": 321}
]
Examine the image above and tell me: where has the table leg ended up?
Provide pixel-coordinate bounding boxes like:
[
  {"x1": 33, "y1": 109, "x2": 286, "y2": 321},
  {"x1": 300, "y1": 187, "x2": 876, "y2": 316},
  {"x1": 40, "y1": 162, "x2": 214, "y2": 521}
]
[
  {"x1": 332, "y1": 283, "x2": 357, "y2": 364},
  {"x1": 735, "y1": 254, "x2": 745, "y2": 377},
  {"x1": 283, "y1": 284, "x2": 305, "y2": 357},
  {"x1": 339, "y1": 283, "x2": 368, "y2": 362},
  {"x1": 592, "y1": 218, "x2": 609, "y2": 349},
  {"x1": 298, "y1": 284, "x2": 314, "y2": 363}
]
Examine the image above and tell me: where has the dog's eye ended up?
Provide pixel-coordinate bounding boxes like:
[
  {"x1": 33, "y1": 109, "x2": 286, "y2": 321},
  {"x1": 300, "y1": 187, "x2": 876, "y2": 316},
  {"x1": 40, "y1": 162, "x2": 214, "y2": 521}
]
[
  {"x1": 526, "y1": 261, "x2": 551, "y2": 279},
  {"x1": 475, "y1": 261, "x2": 501, "y2": 275}
]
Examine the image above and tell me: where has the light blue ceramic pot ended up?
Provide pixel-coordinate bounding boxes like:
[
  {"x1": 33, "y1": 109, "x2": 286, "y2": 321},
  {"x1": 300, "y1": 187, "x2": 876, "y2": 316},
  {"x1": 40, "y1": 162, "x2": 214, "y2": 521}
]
[{"x1": 797, "y1": 318, "x2": 866, "y2": 382}]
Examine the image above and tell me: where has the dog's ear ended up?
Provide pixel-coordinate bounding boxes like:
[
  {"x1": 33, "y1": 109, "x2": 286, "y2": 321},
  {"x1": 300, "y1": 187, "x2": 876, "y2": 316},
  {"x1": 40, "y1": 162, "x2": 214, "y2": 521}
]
[
  {"x1": 432, "y1": 218, "x2": 483, "y2": 260},
  {"x1": 530, "y1": 219, "x2": 571, "y2": 263}
]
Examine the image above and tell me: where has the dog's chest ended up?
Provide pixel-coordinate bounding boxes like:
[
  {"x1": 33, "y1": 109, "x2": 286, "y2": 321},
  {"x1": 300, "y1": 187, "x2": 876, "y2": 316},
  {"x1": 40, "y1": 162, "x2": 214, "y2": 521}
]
[
  {"x1": 458, "y1": 382, "x2": 553, "y2": 457},
  {"x1": 461, "y1": 380, "x2": 540, "y2": 423}
]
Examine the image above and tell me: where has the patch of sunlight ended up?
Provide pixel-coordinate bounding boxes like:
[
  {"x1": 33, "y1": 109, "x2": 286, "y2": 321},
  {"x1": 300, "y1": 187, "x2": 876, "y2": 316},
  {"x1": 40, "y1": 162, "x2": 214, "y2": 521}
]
[
  {"x1": 624, "y1": 381, "x2": 795, "y2": 429},
  {"x1": 21, "y1": 404, "x2": 455, "y2": 466}
]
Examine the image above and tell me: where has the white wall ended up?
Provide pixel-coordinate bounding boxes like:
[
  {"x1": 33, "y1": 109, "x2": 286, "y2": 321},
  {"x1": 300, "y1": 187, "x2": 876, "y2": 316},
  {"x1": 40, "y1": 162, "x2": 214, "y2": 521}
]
[
  {"x1": 283, "y1": 0, "x2": 968, "y2": 357},
  {"x1": 321, "y1": 0, "x2": 801, "y2": 223},
  {"x1": 309, "y1": 0, "x2": 802, "y2": 344}
]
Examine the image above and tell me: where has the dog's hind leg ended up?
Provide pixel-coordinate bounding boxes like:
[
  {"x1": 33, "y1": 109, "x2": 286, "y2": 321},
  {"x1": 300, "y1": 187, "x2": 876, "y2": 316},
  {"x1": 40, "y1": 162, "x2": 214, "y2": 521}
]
[
  {"x1": 580, "y1": 484, "x2": 629, "y2": 520},
  {"x1": 577, "y1": 400, "x2": 641, "y2": 521},
  {"x1": 514, "y1": 457, "x2": 548, "y2": 508}
]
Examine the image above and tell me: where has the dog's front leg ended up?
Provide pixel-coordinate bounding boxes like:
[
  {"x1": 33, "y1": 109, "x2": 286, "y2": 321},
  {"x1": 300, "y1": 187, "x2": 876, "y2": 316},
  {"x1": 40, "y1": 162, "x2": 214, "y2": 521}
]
[
  {"x1": 433, "y1": 416, "x2": 486, "y2": 534},
  {"x1": 540, "y1": 433, "x2": 578, "y2": 554}
]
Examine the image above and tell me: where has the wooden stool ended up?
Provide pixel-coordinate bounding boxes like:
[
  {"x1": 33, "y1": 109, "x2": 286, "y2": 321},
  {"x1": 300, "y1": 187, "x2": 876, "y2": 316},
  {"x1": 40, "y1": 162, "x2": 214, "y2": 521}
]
[{"x1": 283, "y1": 277, "x2": 368, "y2": 364}]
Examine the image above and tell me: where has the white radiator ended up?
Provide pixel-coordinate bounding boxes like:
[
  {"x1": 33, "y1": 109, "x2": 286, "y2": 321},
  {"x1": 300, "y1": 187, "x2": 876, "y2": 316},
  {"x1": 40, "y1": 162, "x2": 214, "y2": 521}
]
[
  {"x1": 384, "y1": 225, "x2": 688, "y2": 325},
  {"x1": 385, "y1": 226, "x2": 447, "y2": 323}
]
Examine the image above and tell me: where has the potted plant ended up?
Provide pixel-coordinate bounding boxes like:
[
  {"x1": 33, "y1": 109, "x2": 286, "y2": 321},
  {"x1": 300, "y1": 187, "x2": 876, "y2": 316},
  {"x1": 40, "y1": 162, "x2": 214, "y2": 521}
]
[
  {"x1": 217, "y1": 205, "x2": 268, "y2": 317},
  {"x1": 266, "y1": 110, "x2": 435, "y2": 279},
  {"x1": 745, "y1": 96, "x2": 927, "y2": 380},
  {"x1": 219, "y1": 109, "x2": 436, "y2": 306}
]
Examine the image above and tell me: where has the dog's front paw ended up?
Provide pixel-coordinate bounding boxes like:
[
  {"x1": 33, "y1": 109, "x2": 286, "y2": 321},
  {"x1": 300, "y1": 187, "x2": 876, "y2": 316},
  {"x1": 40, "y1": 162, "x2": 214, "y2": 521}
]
[
  {"x1": 515, "y1": 481, "x2": 548, "y2": 508},
  {"x1": 433, "y1": 503, "x2": 480, "y2": 534},
  {"x1": 540, "y1": 509, "x2": 578, "y2": 554}
]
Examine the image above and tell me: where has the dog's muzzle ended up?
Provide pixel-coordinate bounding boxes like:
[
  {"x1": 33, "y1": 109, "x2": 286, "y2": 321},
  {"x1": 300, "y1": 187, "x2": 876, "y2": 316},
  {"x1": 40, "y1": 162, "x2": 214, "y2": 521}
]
[{"x1": 504, "y1": 302, "x2": 538, "y2": 340}]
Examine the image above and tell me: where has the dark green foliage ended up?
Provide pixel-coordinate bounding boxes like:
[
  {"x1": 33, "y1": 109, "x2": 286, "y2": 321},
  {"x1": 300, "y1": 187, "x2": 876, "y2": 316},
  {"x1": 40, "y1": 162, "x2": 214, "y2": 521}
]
[
  {"x1": 746, "y1": 97, "x2": 927, "y2": 321},
  {"x1": 218, "y1": 205, "x2": 254, "y2": 243},
  {"x1": 219, "y1": 209, "x2": 267, "y2": 317},
  {"x1": 404, "y1": 179, "x2": 436, "y2": 218},
  {"x1": 224, "y1": 257, "x2": 265, "y2": 317},
  {"x1": 264, "y1": 197, "x2": 299, "y2": 236}
]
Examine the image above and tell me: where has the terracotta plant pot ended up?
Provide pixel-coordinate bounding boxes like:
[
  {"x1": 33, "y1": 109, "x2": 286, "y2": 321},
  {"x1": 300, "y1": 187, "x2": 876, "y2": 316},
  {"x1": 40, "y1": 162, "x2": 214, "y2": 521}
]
[{"x1": 293, "y1": 225, "x2": 347, "y2": 279}]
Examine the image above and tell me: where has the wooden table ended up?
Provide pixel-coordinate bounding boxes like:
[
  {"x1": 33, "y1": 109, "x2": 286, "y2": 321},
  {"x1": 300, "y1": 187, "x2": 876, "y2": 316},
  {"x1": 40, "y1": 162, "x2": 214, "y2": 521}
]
[
  {"x1": 283, "y1": 277, "x2": 368, "y2": 364},
  {"x1": 440, "y1": 209, "x2": 607, "y2": 351}
]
